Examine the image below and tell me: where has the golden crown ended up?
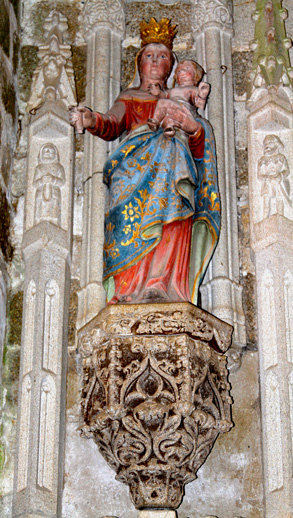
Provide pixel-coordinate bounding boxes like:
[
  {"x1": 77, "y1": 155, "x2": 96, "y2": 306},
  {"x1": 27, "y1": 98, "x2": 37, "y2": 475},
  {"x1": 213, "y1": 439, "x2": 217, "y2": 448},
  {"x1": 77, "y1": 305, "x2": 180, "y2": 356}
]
[{"x1": 140, "y1": 18, "x2": 177, "y2": 50}]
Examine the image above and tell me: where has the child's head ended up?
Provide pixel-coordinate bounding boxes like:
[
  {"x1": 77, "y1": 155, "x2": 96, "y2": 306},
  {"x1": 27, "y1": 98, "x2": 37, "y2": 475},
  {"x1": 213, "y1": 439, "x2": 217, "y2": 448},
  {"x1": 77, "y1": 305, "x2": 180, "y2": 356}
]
[{"x1": 174, "y1": 60, "x2": 204, "y2": 86}]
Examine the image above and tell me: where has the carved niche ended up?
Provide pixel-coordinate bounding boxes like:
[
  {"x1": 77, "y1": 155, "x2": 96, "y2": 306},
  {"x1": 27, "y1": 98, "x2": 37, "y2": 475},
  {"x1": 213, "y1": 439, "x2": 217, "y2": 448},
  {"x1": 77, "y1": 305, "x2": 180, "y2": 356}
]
[
  {"x1": 257, "y1": 134, "x2": 291, "y2": 219},
  {"x1": 79, "y1": 302, "x2": 233, "y2": 509}
]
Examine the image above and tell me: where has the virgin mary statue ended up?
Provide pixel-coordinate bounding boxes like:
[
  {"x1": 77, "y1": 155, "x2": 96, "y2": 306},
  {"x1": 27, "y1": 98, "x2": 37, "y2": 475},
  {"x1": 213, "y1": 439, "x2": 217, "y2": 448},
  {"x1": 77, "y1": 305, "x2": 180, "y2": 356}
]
[{"x1": 69, "y1": 18, "x2": 220, "y2": 305}]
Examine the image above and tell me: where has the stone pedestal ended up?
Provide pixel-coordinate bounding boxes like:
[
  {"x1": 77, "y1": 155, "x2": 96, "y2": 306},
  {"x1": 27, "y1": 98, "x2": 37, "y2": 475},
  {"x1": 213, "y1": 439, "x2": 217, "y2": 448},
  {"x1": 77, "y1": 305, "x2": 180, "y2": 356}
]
[{"x1": 78, "y1": 302, "x2": 233, "y2": 510}]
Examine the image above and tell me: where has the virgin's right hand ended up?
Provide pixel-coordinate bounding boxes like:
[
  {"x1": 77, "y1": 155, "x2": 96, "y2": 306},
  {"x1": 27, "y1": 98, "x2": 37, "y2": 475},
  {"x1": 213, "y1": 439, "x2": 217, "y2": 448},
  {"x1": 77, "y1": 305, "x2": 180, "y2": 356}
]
[{"x1": 68, "y1": 106, "x2": 97, "y2": 130}]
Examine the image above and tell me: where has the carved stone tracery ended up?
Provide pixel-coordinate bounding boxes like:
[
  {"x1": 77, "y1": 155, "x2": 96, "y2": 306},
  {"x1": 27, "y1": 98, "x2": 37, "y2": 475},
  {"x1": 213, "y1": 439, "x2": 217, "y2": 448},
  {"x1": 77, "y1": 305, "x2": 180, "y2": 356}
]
[
  {"x1": 83, "y1": 0, "x2": 125, "y2": 37},
  {"x1": 247, "y1": 0, "x2": 293, "y2": 104},
  {"x1": 79, "y1": 303, "x2": 233, "y2": 509},
  {"x1": 190, "y1": 0, "x2": 233, "y2": 32},
  {"x1": 27, "y1": 10, "x2": 77, "y2": 113}
]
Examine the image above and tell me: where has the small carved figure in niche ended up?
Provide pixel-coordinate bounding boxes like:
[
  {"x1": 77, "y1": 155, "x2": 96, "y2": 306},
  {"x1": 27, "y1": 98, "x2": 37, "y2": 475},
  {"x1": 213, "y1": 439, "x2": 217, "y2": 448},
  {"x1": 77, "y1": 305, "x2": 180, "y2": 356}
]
[
  {"x1": 148, "y1": 60, "x2": 210, "y2": 138},
  {"x1": 33, "y1": 143, "x2": 65, "y2": 226},
  {"x1": 69, "y1": 18, "x2": 220, "y2": 305},
  {"x1": 258, "y1": 134, "x2": 291, "y2": 217}
]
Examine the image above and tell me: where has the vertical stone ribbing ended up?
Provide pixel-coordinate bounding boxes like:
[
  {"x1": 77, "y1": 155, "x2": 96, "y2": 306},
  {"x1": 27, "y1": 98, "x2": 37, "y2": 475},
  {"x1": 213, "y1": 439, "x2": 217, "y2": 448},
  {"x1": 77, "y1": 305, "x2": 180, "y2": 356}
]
[
  {"x1": 76, "y1": 0, "x2": 125, "y2": 330},
  {"x1": 247, "y1": 1, "x2": 293, "y2": 516},
  {"x1": 191, "y1": 0, "x2": 246, "y2": 347},
  {"x1": 12, "y1": 11, "x2": 76, "y2": 518}
]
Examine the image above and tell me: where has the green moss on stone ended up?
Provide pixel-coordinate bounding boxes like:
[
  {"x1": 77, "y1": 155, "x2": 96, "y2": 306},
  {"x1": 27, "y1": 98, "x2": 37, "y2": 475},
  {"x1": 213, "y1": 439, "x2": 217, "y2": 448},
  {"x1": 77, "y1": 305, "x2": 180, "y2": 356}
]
[
  {"x1": 12, "y1": 32, "x2": 20, "y2": 73},
  {"x1": 0, "y1": 187, "x2": 13, "y2": 262},
  {"x1": 0, "y1": 0, "x2": 10, "y2": 57},
  {"x1": 232, "y1": 51, "x2": 253, "y2": 98},
  {"x1": 236, "y1": 148, "x2": 248, "y2": 188},
  {"x1": 71, "y1": 45, "x2": 87, "y2": 104},
  {"x1": 1, "y1": 290, "x2": 22, "y2": 412},
  {"x1": 242, "y1": 273, "x2": 257, "y2": 350},
  {"x1": 0, "y1": 441, "x2": 4, "y2": 473},
  {"x1": 68, "y1": 279, "x2": 79, "y2": 348},
  {"x1": 125, "y1": 1, "x2": 192, "y2": 40},
  {"x1": 18, "y1": 46, "x2": 38, "y2": 102},
  {"x1": 1, "y1": 69, "x2": 16, "y2": 122},
  {"x1": 2, "y1": 344, "x2": 21, "y2": 406},
  {"x1": 6, "y1": 291, "x2": 23, "y2": 346},
  {"x1": 1, "y1": 145, "x2": 12, "y2": 187},
  {"x1": 30, "y1": 1, "x2": 81, "y2": 44}
]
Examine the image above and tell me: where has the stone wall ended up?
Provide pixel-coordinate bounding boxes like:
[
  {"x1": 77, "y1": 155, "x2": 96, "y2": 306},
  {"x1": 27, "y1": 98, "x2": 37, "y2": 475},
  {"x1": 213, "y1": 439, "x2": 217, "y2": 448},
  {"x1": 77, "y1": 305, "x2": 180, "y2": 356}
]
[
  {"x1": 0, "y1": 0, "x2": 20, "y2": 515},
  {"x1": 1, "y1": 0, "x2": 293, "y2": 517},
  {"x1": 63, "y1": 2, "x2": 264, "y2": 517}
]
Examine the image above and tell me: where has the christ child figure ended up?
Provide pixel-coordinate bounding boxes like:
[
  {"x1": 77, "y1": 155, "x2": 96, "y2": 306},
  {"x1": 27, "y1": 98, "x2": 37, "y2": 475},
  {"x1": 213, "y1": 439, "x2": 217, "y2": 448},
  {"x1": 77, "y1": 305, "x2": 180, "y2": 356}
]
[{"x1": 148, "y1": 60, "x2": 210, "y2": 138}]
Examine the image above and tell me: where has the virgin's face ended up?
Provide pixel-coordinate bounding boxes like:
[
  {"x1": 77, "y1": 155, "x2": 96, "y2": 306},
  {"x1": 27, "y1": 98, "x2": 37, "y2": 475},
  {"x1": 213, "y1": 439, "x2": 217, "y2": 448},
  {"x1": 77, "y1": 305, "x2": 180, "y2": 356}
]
[{"x1": 139, "y1": 44, "x2": 172, "y2": 83}]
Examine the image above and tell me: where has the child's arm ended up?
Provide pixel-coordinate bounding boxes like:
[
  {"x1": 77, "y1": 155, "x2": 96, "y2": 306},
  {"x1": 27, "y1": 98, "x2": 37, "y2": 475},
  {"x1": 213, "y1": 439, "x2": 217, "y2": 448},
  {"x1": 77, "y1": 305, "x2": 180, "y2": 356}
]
[{"x1": 194, "y1": 82, "x2": 211, "y2": 109}]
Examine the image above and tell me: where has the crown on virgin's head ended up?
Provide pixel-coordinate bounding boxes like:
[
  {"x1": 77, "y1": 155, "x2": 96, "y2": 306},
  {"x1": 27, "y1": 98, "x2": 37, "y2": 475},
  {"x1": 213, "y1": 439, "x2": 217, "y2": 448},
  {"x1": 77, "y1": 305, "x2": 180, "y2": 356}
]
[{"x1": 140, "y1": 18, "x2": 177, "y2": 50}]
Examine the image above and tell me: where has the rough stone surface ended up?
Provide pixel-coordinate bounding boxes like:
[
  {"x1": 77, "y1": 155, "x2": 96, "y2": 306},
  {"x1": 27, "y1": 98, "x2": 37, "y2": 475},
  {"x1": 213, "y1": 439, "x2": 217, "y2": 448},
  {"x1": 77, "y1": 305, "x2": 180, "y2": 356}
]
[
  {"x1": 4, "y1": 1, "x2": 293, "y2": 517},
  {"x1": 18, "y1": 46, "x2": 39, "y2": 102},
  {"x1": 0, "y1": 289, "x2": 22, "y2": 518},
  {"x1": 232, "y1": 51, "x2": 253, "y2": 99},
  {"x1": 0, "y1": 1, "x2": 20, "y2": 509},
  {"x1": 125, "y1": 2, "x2": 192, "y2": 41},
  {"x1": 0, "y1": 0, "x2": 10, "y2": 57},
  {"x1": 71, "y1": 45, "x2": 87, "y2": 104}
]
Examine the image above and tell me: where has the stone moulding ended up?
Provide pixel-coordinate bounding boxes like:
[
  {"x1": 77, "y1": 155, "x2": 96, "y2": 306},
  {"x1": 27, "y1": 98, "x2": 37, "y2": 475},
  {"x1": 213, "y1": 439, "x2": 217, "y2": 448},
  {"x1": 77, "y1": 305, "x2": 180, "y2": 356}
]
[{"x1": 78, "y1": 302, "x2": 233, "y2": 509}]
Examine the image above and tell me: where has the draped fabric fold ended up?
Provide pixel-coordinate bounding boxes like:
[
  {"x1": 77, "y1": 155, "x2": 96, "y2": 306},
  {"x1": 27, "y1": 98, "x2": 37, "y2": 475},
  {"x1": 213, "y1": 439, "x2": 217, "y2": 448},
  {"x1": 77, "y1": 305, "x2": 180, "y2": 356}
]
[{"x1": 103, "y1": 116, "x2": 220, "y2": 305}]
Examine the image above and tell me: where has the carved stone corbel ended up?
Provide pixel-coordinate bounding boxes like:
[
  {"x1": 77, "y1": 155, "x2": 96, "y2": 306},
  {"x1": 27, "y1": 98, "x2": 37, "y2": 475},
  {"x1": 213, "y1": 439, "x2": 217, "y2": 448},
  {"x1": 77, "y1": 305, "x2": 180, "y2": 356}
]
[{"x1": 78, "y1": 302, "x2": 233, "y2": 509}]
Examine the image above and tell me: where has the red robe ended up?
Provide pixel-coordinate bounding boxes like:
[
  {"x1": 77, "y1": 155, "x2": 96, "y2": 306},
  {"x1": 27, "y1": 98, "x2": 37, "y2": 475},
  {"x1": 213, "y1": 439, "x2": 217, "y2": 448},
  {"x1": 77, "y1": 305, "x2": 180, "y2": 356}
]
[{"x1": 88, "y1": 96, "x2": 205, "y2": 304}]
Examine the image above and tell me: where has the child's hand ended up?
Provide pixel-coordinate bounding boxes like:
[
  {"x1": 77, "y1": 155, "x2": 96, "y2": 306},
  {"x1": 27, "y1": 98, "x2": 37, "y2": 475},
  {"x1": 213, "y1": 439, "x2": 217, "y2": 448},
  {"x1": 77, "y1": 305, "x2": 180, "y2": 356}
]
[
  {"x1": 198, "y1": 82, "x2": 210, "y2": 99},
  {"x1": 148, "y1": 83, "x2": 163, "y2": 96}
]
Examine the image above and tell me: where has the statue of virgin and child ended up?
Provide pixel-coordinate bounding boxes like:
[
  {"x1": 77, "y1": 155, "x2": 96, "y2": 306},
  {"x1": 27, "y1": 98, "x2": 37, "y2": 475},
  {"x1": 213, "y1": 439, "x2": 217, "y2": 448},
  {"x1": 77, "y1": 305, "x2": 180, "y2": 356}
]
[{"x1": 69, "y1": 18, "x2": 220, "y2": 305}]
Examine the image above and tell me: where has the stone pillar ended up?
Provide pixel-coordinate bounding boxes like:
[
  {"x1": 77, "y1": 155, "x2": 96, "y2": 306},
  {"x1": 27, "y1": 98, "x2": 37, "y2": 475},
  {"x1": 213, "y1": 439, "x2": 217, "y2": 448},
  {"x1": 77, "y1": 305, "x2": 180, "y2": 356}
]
[
  {"x1": 191, "y1": 0, "x2": 246, "y2": 348},
  {"x1": 76, "y1": 0, "x2": 125, "y2": 330},
  {"x1": 247, "y1": 1, "x2": 293, "y2": 516},
  {"x1": 12, "y1": 11, "x2": 77, "y2": 518}
]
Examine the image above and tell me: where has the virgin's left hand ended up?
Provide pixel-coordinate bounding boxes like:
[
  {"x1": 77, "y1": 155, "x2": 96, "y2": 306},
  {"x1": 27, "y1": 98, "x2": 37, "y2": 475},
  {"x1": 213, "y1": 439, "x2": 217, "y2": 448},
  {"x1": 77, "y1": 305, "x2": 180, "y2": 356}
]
[{"x1": 165, "y1": 102, "x2": 201, "y2": 135}]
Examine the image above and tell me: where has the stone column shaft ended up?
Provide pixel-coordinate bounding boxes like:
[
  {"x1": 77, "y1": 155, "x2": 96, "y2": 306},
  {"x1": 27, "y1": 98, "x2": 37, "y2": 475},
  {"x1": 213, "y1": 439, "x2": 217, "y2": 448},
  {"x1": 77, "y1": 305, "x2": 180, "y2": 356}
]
[
  {"x1": 248, "y1": 98, "x2": 293, "y2": 517},
  {"x1": 246, "y1": 2, "x2": 293, "y2": 512},
  {"x1": 192, "y1": 0, "x2": 246, "y2": 346},
  {"x1": 12, "y1": 11, "x2": 76, "y2": 518},
  {"x1": 77, "y1": 2, "x2": 125, "y2": 329}
]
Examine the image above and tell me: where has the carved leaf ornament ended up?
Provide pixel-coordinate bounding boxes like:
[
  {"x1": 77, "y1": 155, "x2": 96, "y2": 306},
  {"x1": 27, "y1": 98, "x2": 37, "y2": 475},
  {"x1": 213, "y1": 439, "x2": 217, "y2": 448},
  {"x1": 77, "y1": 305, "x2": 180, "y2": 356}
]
[
  {"x1": 191, "y1": 0, "x2": 233, "y2": 32},
  {"x1": 79, "y1": 304, "x2": 233, "y2": 509},
  {"x1": 83, "y1": 0, "x2": 125, "y2": 37}
]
